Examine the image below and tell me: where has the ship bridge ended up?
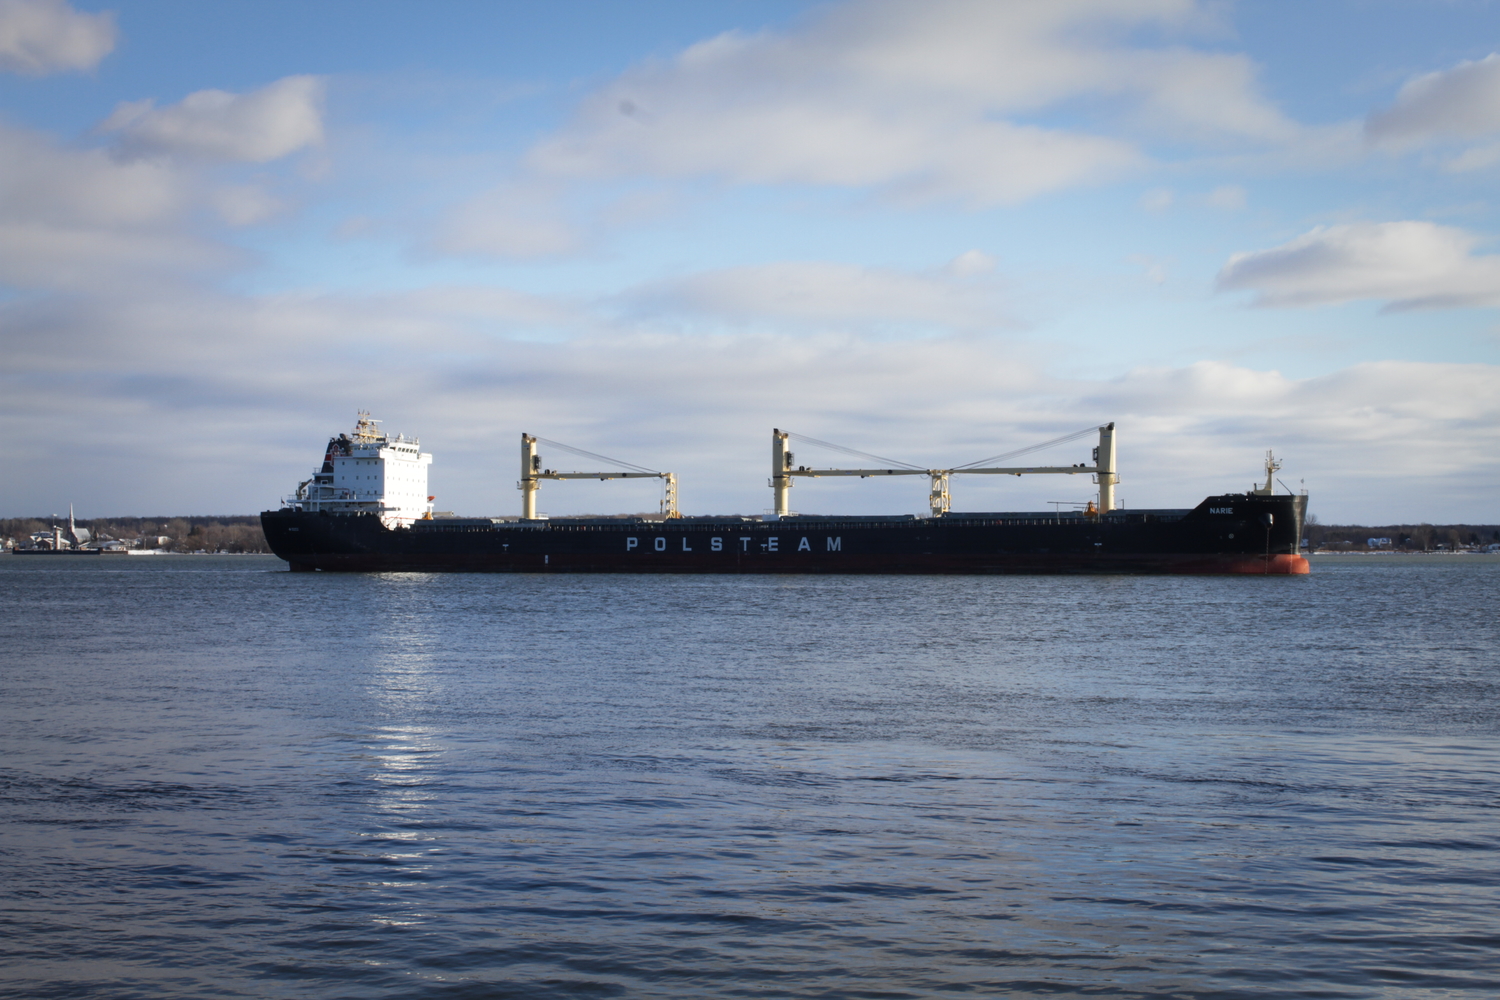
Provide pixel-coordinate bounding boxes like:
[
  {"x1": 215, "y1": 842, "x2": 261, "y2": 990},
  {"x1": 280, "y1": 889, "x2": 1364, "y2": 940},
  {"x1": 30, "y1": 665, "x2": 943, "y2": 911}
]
[{"x1": 290, "y1": 412, "x2": 433, "y2": 527}]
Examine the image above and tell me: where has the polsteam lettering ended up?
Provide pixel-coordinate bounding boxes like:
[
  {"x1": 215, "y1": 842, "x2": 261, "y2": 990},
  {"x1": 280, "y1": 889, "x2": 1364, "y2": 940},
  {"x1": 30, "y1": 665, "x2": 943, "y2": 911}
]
[{"x1": 622, "y1": 532, "x2": 838, "y2": 557}]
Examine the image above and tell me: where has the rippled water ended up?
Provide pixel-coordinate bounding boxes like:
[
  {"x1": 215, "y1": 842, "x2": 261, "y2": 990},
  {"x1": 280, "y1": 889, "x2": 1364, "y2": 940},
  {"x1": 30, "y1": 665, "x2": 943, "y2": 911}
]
[{"x1": 2, "y1": 554, "x2": 1497, "y2": 998}]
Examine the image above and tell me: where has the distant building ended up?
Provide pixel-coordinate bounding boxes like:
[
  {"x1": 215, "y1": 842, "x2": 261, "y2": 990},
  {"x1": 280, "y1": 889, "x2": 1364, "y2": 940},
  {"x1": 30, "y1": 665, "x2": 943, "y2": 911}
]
[{"x1": 22, "y1": 506, "x2": 93, "y2": 551}]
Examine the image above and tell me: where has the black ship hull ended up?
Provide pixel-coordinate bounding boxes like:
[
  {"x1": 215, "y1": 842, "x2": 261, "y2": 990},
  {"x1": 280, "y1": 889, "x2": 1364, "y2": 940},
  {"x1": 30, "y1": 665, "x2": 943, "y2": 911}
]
[{"x1": 261, "y1": 492, "x2": 1309, "y2": 575}]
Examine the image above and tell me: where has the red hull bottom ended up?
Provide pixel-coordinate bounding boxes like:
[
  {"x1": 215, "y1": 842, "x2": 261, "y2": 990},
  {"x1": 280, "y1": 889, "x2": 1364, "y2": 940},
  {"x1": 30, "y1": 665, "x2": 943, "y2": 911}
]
[{"x1": 286, "y1": 552, "x2": 1311, "y2": 575}]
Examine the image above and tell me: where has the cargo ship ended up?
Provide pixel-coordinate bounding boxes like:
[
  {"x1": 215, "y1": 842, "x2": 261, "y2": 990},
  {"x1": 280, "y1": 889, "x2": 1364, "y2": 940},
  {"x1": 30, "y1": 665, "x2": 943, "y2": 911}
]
[{"x1": 260, "y1": 414, "x2": 1309, "y2": 574}]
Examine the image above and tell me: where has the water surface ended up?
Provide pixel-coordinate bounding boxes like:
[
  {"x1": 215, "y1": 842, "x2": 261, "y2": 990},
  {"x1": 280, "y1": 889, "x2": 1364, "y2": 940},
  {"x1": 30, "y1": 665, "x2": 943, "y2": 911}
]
[{"x1": 2, "y1": 555, "x2": 1497, "y2": 998}]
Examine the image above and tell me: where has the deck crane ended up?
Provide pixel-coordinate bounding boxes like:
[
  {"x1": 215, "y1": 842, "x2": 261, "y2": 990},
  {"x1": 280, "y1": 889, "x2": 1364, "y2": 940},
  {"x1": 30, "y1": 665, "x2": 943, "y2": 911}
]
[
  {"x1": 520, "y1": 434, "x2": 679, "y2": 520},
  {"x1": 770, "y1": 423, "x2": 1118, "y2": 518}
]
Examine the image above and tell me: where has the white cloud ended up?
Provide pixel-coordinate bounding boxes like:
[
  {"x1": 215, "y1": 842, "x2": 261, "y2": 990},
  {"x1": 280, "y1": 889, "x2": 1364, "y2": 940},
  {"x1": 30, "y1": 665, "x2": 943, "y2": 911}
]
[
  {"x1": 1216, "y1": 221, "x2": 1500, "y2": 309},
  {"x1": 1125, "y1": 253, "x2": 1168, "y2": 284},
  {"x1": 100, "y1": 75, "x2": 325, "y2": 163},
  {"x1": 616, "y1": 259, "x2": 1012, "y2": 334},
  {"x1": 210, "y1": 184, "x2": 283, "y2": 226},
  {"x1": 1445, "y1": 141, "x2": 1500, "y2": 172},
  {"x1": 1, "y1": 237, "x2": 1483, "y2": 518},
  {"x1": 431, "y1": 180, "x2": 581, "y2": 258},
  {"x1": 521, "y1": 0, "x2": 1297, "y2": 207},
  {"x1": 1139, "y1": 184, "x2": 1246, "y2": 212},
  {"x1": 0, "y1": 0, "x2": 114, "y2": 75},
  {"x1": 1202, "y1": 184, "x2": 1246, "y2": 209},
  {"x1": 1089, "y1": 360, "x2": 1500, "y2": 517},
  {"x1": 0, "y1": 222, "x2": 232, "y2": 291},
  {"x1": 944, "y1": 250, "x2": 997, "y2": 277},
  {"x1": 1139, "y1": 187, "x2": 1174, "y2": 211},
  {"x1": 0, "y1": 122, "x2": 234, "y2": 291},
  {"x1": 0, "y1": 85, "x2": 322, "y2": 292},
  {"x1": 4, "y1": 268, "x2": 1496, "y2": 523},
  {"x1": 1366, "y1": 53, "x2": 1500, "y2": 153},
  {"x1": 0, "y1": 124, "x2": 182, "y2": 227}
]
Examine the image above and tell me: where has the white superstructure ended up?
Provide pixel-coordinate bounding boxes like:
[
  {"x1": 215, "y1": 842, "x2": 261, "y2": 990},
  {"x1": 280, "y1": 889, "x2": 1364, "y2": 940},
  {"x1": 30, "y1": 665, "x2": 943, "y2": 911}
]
[{"x1": 291, "y1": 412, "x2": 433, "y2": 527}]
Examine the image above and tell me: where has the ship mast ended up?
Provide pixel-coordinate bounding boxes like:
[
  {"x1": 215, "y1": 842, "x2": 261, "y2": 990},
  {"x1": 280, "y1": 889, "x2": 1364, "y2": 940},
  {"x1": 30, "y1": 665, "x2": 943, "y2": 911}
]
[{"x1": 1252, "y1": 450, "x2": 1281, "y2": 496}]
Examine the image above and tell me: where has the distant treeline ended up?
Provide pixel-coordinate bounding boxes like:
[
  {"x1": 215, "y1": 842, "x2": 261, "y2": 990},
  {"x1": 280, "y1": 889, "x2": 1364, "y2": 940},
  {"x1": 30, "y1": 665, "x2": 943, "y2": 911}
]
[
  {"x1": 1306, "y1": 521, "x2": 1499, "y2": 551},
  {"x1": 2, "y1": 516, "x2": 269, "y2": 553}
]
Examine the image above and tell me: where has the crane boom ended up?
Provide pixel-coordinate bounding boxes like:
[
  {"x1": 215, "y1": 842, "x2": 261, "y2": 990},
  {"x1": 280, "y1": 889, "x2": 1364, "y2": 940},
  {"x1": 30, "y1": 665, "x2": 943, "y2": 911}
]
[
  {"x1": 770, "y1": 423, "x2": 1117, "y2": 517},
  {"x1": 521, "y1": 433, "x2": 679, "y2": 519}
]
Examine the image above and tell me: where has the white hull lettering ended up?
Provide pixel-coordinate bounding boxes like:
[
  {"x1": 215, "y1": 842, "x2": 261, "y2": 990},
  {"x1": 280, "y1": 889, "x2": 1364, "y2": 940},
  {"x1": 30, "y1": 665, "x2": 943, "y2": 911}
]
[
  {"x1": 681, "y1": 537, "x2": 692, "y2": 552},
  {"x1": 797, "y1": 537, "x2": 810, "y2": 551},
  {"x1": 767, "y1": 537, "x2": 779, "y2": 552},
  {"x1": 739, "y1": 537, "x2": 752, "y2": 551},
  {"x1": 826, "y1": 537, "x2": 841, "y2": 552},
  {"x1": 711, "y1": 537, "x2": 723, "y2": 552},
  {"x1": 654, "y1": 537, "x2": 666, "y2": 552},
  {"x1": 626, "y1": 537, "x2": 638, "y2": 551}
]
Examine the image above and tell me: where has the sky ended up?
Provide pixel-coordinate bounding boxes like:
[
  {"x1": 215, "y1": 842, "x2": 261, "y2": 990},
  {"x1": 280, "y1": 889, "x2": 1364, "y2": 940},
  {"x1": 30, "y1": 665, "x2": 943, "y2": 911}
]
[{"x1": 1, "y1": 0, "x2": 1497, "y2": 524}]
